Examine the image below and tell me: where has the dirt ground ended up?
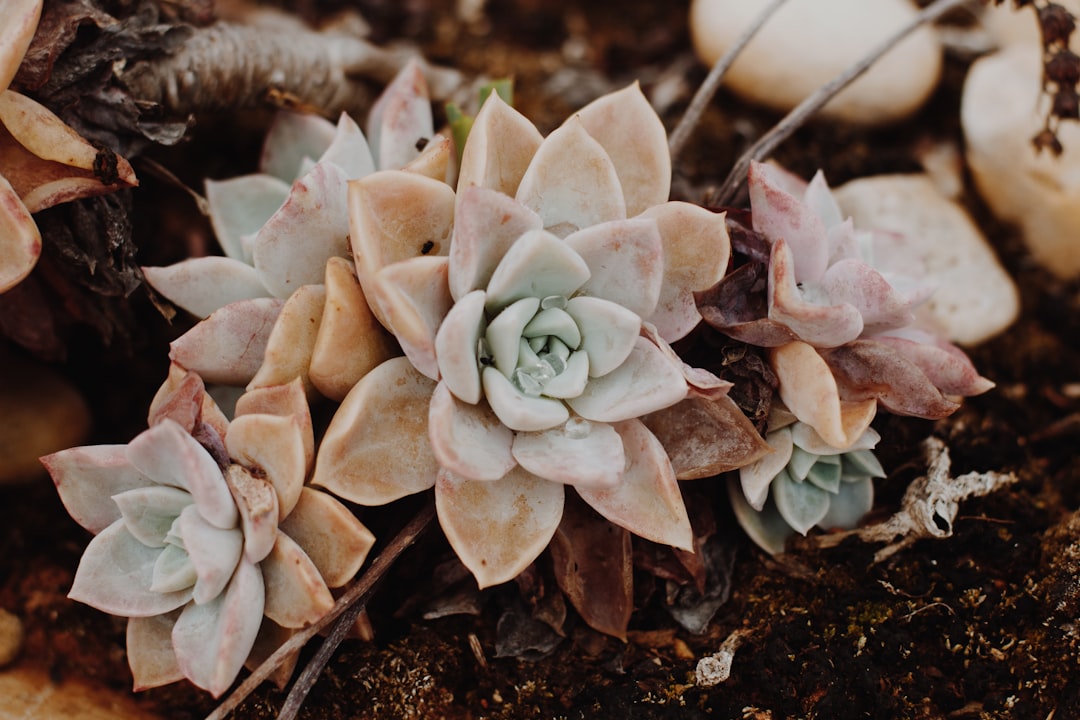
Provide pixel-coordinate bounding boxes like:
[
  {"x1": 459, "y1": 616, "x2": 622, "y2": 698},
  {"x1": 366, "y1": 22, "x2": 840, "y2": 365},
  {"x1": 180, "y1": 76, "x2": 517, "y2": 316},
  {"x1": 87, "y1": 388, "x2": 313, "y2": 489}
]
[{"x1": 3, "y1": 0, "x2": 1080, "y2": 718}]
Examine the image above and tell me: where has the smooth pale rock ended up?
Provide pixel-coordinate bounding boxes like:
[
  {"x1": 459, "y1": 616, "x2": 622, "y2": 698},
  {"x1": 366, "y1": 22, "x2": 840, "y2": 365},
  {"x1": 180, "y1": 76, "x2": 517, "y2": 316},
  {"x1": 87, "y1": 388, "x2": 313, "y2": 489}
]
[
  {"x1": 688, "y1": 0, "x2": 943, "y2": 125},
  {"x1": 963, "y1": 45, "x2": 1080, "y2": 279},
  {"x1": 835, "y1": 174, "x2": 1019, "y2": 345},
  {"x1": 0, "y1": 666, "x2": 163, "y2": 720},
  {"x1": 0, "y1": 610, "x2": 23, "y2": 667},
  {"x1": 0, "y1": 352, "x2": 91, "y2": 485},
  {"x1": 981, "y1": 0, "x2": 1080, "y2": 50}
]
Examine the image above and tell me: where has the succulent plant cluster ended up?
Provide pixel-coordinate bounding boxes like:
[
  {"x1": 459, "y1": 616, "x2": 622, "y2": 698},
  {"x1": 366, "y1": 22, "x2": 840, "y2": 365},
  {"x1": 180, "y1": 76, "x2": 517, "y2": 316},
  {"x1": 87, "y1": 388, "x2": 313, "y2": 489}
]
[{"x1": 40, "y1": 55, "x2": 991, "y2": 698}]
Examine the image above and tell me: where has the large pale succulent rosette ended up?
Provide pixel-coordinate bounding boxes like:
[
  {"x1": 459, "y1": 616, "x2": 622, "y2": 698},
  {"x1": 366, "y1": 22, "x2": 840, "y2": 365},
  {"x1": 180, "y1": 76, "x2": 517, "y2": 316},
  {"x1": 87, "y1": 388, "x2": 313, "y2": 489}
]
[
  {"x1": 312, "y1": 84, "x2": 751, "y2": 588},
  {"x1": 41, "y1": 369, "x2": 374, "y2": 696}
]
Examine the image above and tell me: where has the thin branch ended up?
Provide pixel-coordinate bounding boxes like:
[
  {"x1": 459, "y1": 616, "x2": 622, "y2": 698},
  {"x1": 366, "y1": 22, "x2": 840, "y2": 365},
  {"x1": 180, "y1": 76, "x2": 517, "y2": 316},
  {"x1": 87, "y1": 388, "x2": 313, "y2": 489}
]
[
  {"x1": 710, "y1": 0, "x2": 973, "y2": 206},
  {"x1": 205, "y1": 500, "x2": 436, "y2": 720},
  {"x1": 668, "y1": 0, "x2": 793, "y2": 162}
]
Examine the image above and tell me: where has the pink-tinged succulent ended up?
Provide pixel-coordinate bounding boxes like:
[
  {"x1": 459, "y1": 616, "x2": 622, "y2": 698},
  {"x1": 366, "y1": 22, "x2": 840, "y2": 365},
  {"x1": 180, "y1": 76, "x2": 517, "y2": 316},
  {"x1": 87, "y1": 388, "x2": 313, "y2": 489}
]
[
  {"x1": 729, "y1": 407, "x2": 884, "y2": 554},
  {"x1": 0, "y1": 0, "x2": 138, "y2": 293},
  {"x1": 310, "y1": 84, "x2": 757, "y2": 589},
  {"x1": 698, "y1": 161, "x2": 992, "y2": 446},
  {"x1": 147, "y1": 60, "x2": 448, "y2": 393},
  {"x1": 41, "y1": 369, "x2": 374, "y2": 697}
]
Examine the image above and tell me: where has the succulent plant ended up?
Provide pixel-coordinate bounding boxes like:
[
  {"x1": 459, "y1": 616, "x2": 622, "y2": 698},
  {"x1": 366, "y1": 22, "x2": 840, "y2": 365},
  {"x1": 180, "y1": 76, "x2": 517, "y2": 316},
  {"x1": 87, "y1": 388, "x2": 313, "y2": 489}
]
[
  {"x1": 728, "y1": 410, "x2": 884, "y2": 554},
  {"x1": 309, "y1": 84, "x2": 765, "y2": 589},
  {"x1": 0, "y1": 0, "x2": 138, "y2": 293},
  {"x1": 41, "y1": 369, "x2": 374, "y2": 696}
]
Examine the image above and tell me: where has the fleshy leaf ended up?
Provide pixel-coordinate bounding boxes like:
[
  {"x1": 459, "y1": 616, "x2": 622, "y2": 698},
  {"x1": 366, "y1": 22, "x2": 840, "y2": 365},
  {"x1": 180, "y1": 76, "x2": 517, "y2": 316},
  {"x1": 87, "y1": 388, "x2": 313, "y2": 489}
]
[
  {"x1": 112, "y1": 486, "x2": 193, "y2": 549},
  {"x1": 749, "y1": 161, "x2": 828, "y2": 284},
  {"x1": 563, "y1": 218, "x2": 664, "y2": 320},
  {"x1": 234, "y1": 378, "x2": 314, "y2": 465},
  {"x1": 367, "y1": 59, "x2": 433, "y2": 171},
  {"x1": 484, "y1": 229, "x2": 590, "y2": 312},
  {"x1": 312, "y1": 357, "x2": 439, "y2": 505},
  {"x1": 428, "y1": 381, "x2": 515, "y2": 481},
  {"x1": 1, "y1": 0, "x2": 41, "y2": 92},
  {"x1": 727, "y1": 476, "x2": 792, "y2": 555},
  {"x1": 434, "y1": 288, "x2": 486, "y2": 404},
  {"x1": 435, "y1": 466, "x2": 564, "y2": 589},
  {"x1": 69, "y1": 521, "x2": 194, "y2": 617},
  {"x1": 0, "y1": 171, "x2": 40, "y2": 293},
  {"x1": 259, "y1": 112, "x2": 336, "y2": 182},
  {"x1": 511, "y1": 419, "x2": 625, "y2": 490},
  {"x1": 369, "y1": 255, "x2": 451, "y2": 380},
  {"x1": 567, "y1": 337, "x2": 687, "y2": 422},
  {"x1": 872, "y1": 332, "x2": 994, "y2": 397},
  {"x1": 127, "y1": 612, "x2": 184, "y2": 691},
  {"x1": 177, "y1": 504, "x2": 243, "y2": 605},
  {"x1": 227, "y1": 413, "x2": 309, "y2": 519},
  {"x1": 143, "y1": 257, "x2": 271, "y2": 320},
  {"x1": 456, "y1": 92, "x2": 543, "y2": 199},
  {"x1": 261, "y1": 533, "x2": 334, "y2": 629},
  {"x1": 819, "y1": 477, "x2": 874, "y2": 530},
  {"x1": 278, "y1": 487, "x2": 375, "y2": 588},
  {"x1": 248, "y1": 284, "x2": 325, "y2": 394},
  {"x1": 818, "y1": 258, "x2": 914, "y2": 336},
  {"x1": 769, "y1": 238, "x2": 864, "y2": 348},
  {"x1": 738, "y1": 426, "x2": 793, "y2": 511},
  {"x1": 577, "y1": 419, "x2": 691, "y2": 550},
  {"x1": 205, "y1": 175, "x2": 291, "y2": 262},
  {"x1": 770, "y1": 342, "x2": 848, "y2": 448},
  {"x1": 772, "y1": 469, "x2": 830, "y2": 535},
  {"x1": 564, "y1": 296, "x2": 641, "y2": 378},
  {"x1": 318, "y1": 113, "x2": 376, "y2": 179},
  {"x1": 169, "y1": 298, "x2": 284, "y2": 386},
  {"x1": 42, "y1": 445, "x2": 153, "y2": 534},
  {"x1": 224, "y1": 464, "x2": 278, "y2": 564},
  {"x1": 482, "y1": 366, "x2": 569, "y2": 431}
]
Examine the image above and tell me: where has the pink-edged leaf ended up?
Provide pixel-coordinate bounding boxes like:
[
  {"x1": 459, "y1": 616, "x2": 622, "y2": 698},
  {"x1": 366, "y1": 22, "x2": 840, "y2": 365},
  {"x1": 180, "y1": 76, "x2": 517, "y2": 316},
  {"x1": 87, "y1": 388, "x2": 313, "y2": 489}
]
[
  {"x1": 178, "y1": 504, "x2": 243, "y2": 605},
  {"x1": 169, "y1": 298, "x2": 284, "y2": 386},
  {"x1": 310, "y1": 257, "x2": 399, "y2": 401},
  {"x1": 261, "y1": 532, "x2": 334, "y2": 629},
  {"x1": 172, "y1": 557, "x2": 264, "y2": 698},
  {"x1": 311, "y1": 357, "x2": 438, "y2": 505},
  {"x1": 1, "y1": 0, "x2": 41, "y2": 92},
  {"x1": 457, "y1": 92, "x2": 543, "y2": 199},
  {"x1": 563, "y1": 218, "x2": 664, "y2": 319},
  {"x1": 737, "y1": 426, "x2": 793, "y2": 511},
  {"x1": 435, "y1": 465, "x2": 564, "y2": 589},
  {"x1": 428, "y1": 381, "x2": 515, "y2": 481},
  {"x1": 42, "y1": 445, "x2": 153, "y2": 534},
  {"x1": 147, "y1": 363, "x2": 230, "y2": 440},
  {"x1": 515, "y1": 116, "x2": 626, "y2": 237},
  {"x1": 259, "y1": 111, "x2": 337, "y2": 181},
  {"x1": 573, "y1": 82, "x2": 670, "y2": 218},
  {"x1": 278, "y1": 487, "x2": 376, "y2": 588},
  {"x1": 749, "y1": 160, "x2": 828, "y2": 284},
  {"x1": 434, "y1": 289, "x2": 486, "y2": 404},
  {"x1": 403, "y1": 133, "x2": 451, "y2": 181},
  {"x1": 511, "y1": 419, "x2": 625, "y2": 490},
  {"x1": 69, "y1": 520, "x2": 194, "y2": 617},
  {"x1": 318, "y1": 113, "x2": 376, "y2": 179},
  {"x1": 127, "y1": 612, "x2": 184, "y2": 691},
  {"x1": 112, "y1": 486, "x2": 193, "y2": 548},
  {"x1": 448, "y1": 185, "x2": 543, "y2": 301},
  {"x1": 695, "y1": 261, "x2": 802, "y2": 347},
  {"x1": 791, "y1": 422, "x2": 879, "y2": 457},
  {"x1": 769, "y1": 238, "x2": 863, "y2": 348},
  {"x1": 804, "y1": 171, "x2": 844, "y2": 230},
  {"x1": 637, "y1": 201, "x2": 731, "y2": 342},
  {"x1": 820, "y1": 340, "x2": 962, "y2": 419},
  {"x1": 576, "y1": 419, "x2": 691, "y2": 550},
  {"x1": 127, "y1": 419, "x2": 236, "y2": 529},
  {"x1": 204, "y1": 174, "x2": 291, "y2": 262},
  {"x1": 226, "y1": 412, "x2": 308, "y2": 519},
  {"x1": 247, "y1": 283, "x2": 325, "y2": 394},
  {"x1": 367, "y1": 58, "x2": 433, "y2": 171},
  {"x1": 143, "y1": 257, "x2": 270, "y2": 320},
  {"x1": 549, "y1": 493, "x2": 633, "y2": 639},
  {"x1": 818, "y1": 258, "x2": 913, "y2": 336},
  {"x1": 224, "y1": 465, "x2": 278, "y2": 564},
  {"x1": 234, "y1": 377, "x2": 314, "y2": 465},
  {"x1": 643, "y1": 392, "x2": 772, "y2": 482},
  {"x1": 252, "y1": 161, "x2": 349, "y2": 298},
  {"x1": 567, "y1": 337, "x2": 687, "y2": 422},
  {"x1": 0, "y1": 171, "x2": 40, "y2": 293},
  {"x1": 872, "y1": 332, "x2": 994, "y2": 397},
  {"x1": 369, "y1": 255, "x2": 451, "y2": 380}
]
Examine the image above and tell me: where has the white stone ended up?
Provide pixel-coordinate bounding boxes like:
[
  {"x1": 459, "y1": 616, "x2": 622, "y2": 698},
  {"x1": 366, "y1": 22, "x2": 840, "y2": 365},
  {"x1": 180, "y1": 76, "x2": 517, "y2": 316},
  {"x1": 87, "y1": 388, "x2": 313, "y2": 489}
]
[
  {"x1": 980, "y1": 0, "x2": 1080, "y2": 50},
  {"x1": 962, "y1": 45, "x2": 1080, "y2": 279},
  {"x1": 834, "y1": 174, "x2": 1019, "y2": 345},
  {"x1": 688, "y1": 0, "x2": 943, "y2": 125}
]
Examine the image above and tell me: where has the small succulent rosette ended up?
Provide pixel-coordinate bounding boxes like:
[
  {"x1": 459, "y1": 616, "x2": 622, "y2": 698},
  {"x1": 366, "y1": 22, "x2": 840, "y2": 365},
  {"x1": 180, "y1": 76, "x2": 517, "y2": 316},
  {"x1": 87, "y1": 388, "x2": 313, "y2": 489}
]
[
  {"x1": 728, "y1": 408, "x2": 886, "y2": 554},
  {"x1": 309, "y1": 83, "x2": 764, "y2": 589},
  {"x1": 699, "y1": 160, "x2": 992, "y2": 450},
  {"x1": 41, "y1": 369, "x2": 374, "y2": 696},
  {"x1": 144, "y1": 60, "x2": 449, "y2": 393}
]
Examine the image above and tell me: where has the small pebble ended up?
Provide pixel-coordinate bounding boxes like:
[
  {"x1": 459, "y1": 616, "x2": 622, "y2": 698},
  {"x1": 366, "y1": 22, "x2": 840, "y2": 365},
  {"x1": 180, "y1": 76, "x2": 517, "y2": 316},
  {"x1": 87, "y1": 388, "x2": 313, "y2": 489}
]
[
  {"x1": 834, "y1": 174, "x2": 1019, "y2": 345},
  {"x1": 689, "y1": 0, "x2": 943, "y2": 125},
  {"x1": 0, "y1": 609, "x2": 24, "y2": 667},
  {"x1": 980, "y1": 0, "x2": 1080, "y2": 50}
]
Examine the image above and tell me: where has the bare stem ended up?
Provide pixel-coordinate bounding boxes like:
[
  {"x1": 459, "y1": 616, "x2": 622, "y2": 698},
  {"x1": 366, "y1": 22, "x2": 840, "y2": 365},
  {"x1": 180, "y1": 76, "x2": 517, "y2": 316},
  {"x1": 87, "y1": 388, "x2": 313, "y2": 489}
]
[
  {"x1": 668, "y1": 0, "x2": 793, "y2": 162},
  {"x1": 205, "y1": 501, "x2": 436, "y2": 720},
  {"x1": 710, "y1": 0, "x2": 973, "y2": 206}
]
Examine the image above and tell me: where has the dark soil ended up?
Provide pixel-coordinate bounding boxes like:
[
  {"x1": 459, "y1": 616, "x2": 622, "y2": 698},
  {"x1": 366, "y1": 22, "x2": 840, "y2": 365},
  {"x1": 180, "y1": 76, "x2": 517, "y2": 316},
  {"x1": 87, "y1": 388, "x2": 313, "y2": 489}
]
[{"x1": 4, "y1": 1, "x2": 1080, "y2": 718}]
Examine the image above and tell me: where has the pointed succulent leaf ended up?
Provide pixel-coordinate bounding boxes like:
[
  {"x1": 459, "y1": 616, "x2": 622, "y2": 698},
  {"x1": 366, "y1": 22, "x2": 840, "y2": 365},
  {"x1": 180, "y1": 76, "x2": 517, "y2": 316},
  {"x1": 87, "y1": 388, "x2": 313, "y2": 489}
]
[
  {"x1": 318, "y1": 113, "x2": 377, "y2": 179},
  {"x1": 727, "y1": 476, "x2": 792, "y2": 555},
  {"x1": 486, "y1": 296, "x2": 540, "y2": 376},
  {"x1": 69, "y1": 521, "x2": 194, "y2": 617},
  {"x1": 515, "y1": 116, "x2": 626, "y2": 237},
  {"x1": 770, "y1": 342, "x2": 849, "y2": 449},
  {"x1": 749, "y1": 161, "x2": 829, "y2": 284},
  {"x1": 576, "y1": 419, "x2": 692, "y2": 550},
  {"x1": 541, "y1": 350, "x2": 590, "y2": 399},
  {"x1": 0, "y1": 171, "x2": 40, "y2": 293},
  {"x1": 772, "y1": 469, "x2": 830, "y2": 535},
  {"x1": 169, "y1": 298, "x2": 284, "y2": 386},
  {"x1": 234, "y1": 378, "x2": 314, "y2": 464},
  {"x1": 567, "y1": 337, "x2": 687, "y2": 422},
  {"x1": 791, "y1": 421, "x2": 879, "y2": 456},
  {"x1": 636, "y1": 202, "x2": 731, "y2": 342},
  {"x1": 224, "y1": 464, "x2": 279, "y2": 564},
  {"x1": 42, "y1": 445, "x2": 153, "y2": 534},
  {"x1": 738, "y1": 426, "x2": 793, "y2": 511},
  {"x1": 247, "y1": 283, "x2": 325, "y2": 394},
  {"x1": 788, "y1": 445, "x2": 817, "y2": 481},
  {"x1": 369, "y1": 255, "x2": 451, "y2": 380},
  {"x1": 205, "y1": 175, "x2": 291, "y2": 263},
  {"x1": 278, "y1": 487, "x2": 375, "y2": 588},
  {"x1": 127, "y1": 612, "x2": 185, "y2": 691},
  {"x1": 143, "y1": 257, "x2": 271, "y2": 320},
  {"x1": 695, "y1": 262, "x2": 801, "y2": 348},
  {"x1": 512, "y1": 419, "x2": 625, "y2": 490},
  {"x1": 482, "y1": 366, "x2": 569, "y2": 431},
  {"x1": 872, "y1": 332, "x2": 994, "y2": 397},
  {"x1": 428, "y1": 381, "x2": 516, "y2": 481},
  {"x1": 435, "y1": 289, "x2": 486, "y2": 403},
  {"x1": 261, "y1": 533, "x2": 334, "y2": 629},
  {"x1": 1, "y1": 0, "x2": 41, "y2": 92},
  {"x1": 818, "y1": 477, "x2": 874, "y2": 530},
  {"x1": 573, "y1": 82, "x2": 670, "y2": 218},
  {"x1": 127, "y1": 419, "x2": 237, "y2": 530},
  {"x1": 227, "y1": 413, "x2": 308, "y2": 519},
  {"x1": 312, "y1": 357, "x2": 439, "y2": 504},
  {"x1": 843, "y1": 449, "x2": 886, "y2": 479},
  {"x1": 563, "y1": 218, "x2": 664, "y2": 319},
  {"x1": 769, "y1": 238, "x2": 864, "y2": 348},
  {"x1": 456, "y1": 92, "x2": 543, "y2": 199},
  {"x1": 112, "y1": 486, "x2": 193, "y2": 549},
  {"x1": 146, "y1": 364, "x2": 207, "y2": 434},
  {"x1": 259, "y1": 111, "x2": 337, "y2": 182},
  {"x1": 172, "y1": 558, "x2": 264, "y2": 698},
  {"x1": 806, "y1": 456, "x2": 842, "y2": 493},
  {"x1": 150, "y1": 540, "x2": 196, "y2": 594},
  {"x1": 564, "y1": 296, "x2": 640, "y2": 377},
  {"x1": 177, "y1": 504, "x2": 243, "y2": 605},
  {"x1": 804, "y1": 171, "x2": 844, "y2": 229},
  {"x1": 367, "y1": 59, "x2": 433, "y2": 171},
  {"x1": 484, "y1": 229, "x2": 590, "y2": 311},
  {"x1": 403, "y1": 133, "x2": 452, "y2": 181},
  {"x1": 435, "y1": 466, "x2": 564, "y2": 588},
  {"x1": 449, "y1": 186, "x2": 544, "y2": 300},
  {"x1": 818, "y1": 258, "x2": 914, "y2": 336}
]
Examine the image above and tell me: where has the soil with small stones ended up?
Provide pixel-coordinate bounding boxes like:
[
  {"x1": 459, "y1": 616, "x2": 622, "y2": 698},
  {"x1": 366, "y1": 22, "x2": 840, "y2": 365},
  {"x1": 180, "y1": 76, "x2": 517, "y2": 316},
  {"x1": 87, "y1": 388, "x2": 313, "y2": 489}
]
[{"x1": 3, "y1": 1, "x2": 1080, "y2": 718}]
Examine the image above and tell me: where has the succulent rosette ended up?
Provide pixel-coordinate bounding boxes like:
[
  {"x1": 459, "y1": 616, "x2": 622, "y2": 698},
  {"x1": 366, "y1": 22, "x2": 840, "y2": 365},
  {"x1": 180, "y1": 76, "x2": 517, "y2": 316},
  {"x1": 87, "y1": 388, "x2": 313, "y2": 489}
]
[
  {"x1": 41, "y1": 369, "x2": 374, "y2": 696},
  {"x1": 311, "y1": 84, "x2": 756, "y2": 588},
  {"x1": 146, "y1": 60, "x2": 448, "y2": 391},
  {"x1": 729, "y1": 409, "x2": 885, "y2": 554}
]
